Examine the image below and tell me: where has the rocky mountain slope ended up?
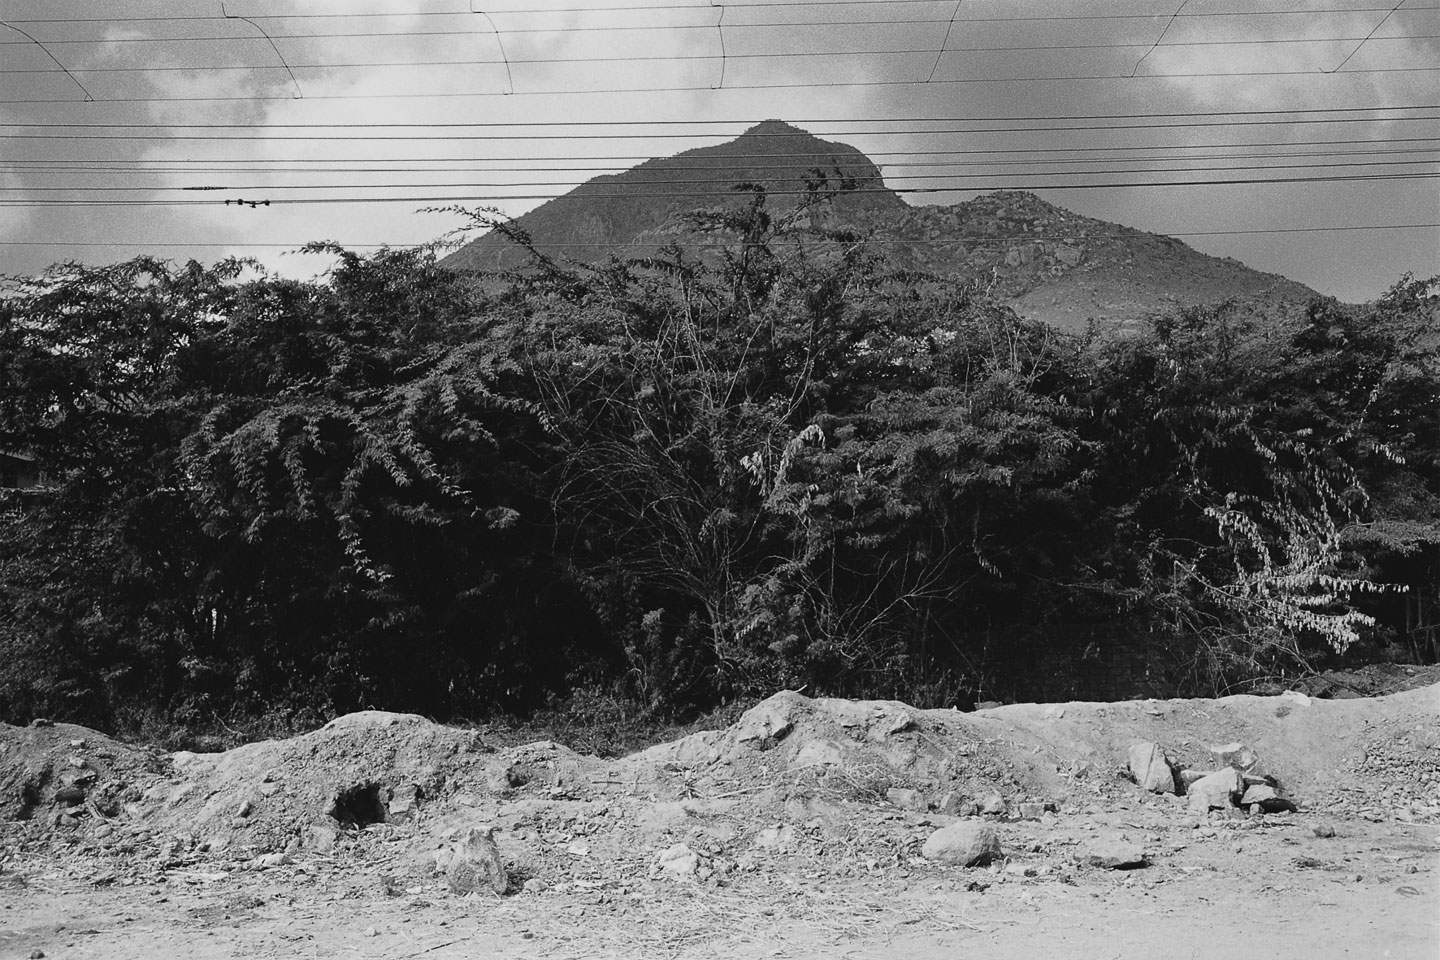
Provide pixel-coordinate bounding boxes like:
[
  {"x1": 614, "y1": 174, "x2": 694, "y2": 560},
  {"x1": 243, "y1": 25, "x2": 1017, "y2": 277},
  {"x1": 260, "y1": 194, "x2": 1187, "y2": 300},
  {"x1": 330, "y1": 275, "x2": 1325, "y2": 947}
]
[{"x1": 442, "y1": 120, "x2": 1320, "y2": 334}]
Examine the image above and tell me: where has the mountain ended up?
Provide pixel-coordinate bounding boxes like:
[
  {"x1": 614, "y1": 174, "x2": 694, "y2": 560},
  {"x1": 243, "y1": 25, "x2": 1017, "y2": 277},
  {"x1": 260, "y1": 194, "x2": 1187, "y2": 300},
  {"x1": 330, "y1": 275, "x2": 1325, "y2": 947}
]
[{"x1": 441, "y1": 120, "x2": 1320, "y2": 333}]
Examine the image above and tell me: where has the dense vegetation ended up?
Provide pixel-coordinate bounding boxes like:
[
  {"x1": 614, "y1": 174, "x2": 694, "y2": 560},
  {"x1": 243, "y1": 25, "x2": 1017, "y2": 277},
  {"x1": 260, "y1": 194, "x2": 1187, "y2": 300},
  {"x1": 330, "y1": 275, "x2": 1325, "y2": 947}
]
[{"x1": 2, "y1": 193, "x2": 1437, "y2": 737}]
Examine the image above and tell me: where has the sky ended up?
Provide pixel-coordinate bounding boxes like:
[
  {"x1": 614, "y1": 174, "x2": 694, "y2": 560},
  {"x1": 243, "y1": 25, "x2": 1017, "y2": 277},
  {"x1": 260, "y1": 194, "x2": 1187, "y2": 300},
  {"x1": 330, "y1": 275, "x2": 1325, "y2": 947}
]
[{"x1": 1, "y1": 0, "x2": 1437, "y2": 303}]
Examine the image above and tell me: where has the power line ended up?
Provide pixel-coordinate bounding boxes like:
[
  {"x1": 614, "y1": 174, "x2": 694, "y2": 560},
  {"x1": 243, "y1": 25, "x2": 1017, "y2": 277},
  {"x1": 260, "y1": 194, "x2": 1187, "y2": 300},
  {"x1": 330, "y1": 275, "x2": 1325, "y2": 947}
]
[
  {"x1": 11, "y1": 146, "x2": 1436, "y2": 179},
  {"x1": 9, "y1": 157, "x2": 1437, "y2": 194},
  {"x1": 5, "y1": 9, "x2": 1438, "y2": 45},
  {"x1": 7, "y1": 138, "x2": 1438, "y2": 174},
  {"x1": 8, "y1": 114, "x2": 1439, "y2": 141},
  {"x1": 7, "y1": 103, "x2": 1436, "y2": 130},
  {"x1": 3, "y1": 222, "x2": 1437, "y2": 250},
  {"x1": 4, "y1": 3, "x2": 1438, "y2": 23},
  {"x1": 5, "y1": 33, "x2": 1437, "y2": 72},
  {"x1": 6, "y1": 66, "x2": 1438, "y2": 105},
  {"x1": 2, "y1": 170, "x2": 1437, "y2": 207}
]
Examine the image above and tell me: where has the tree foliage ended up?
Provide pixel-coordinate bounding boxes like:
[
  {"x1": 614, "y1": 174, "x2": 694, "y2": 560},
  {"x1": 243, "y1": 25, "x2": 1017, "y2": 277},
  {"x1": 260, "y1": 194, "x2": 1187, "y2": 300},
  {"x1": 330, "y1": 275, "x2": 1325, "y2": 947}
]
[{"x1": 2, "y1": 203, "x2": 1436, "y2": 733}]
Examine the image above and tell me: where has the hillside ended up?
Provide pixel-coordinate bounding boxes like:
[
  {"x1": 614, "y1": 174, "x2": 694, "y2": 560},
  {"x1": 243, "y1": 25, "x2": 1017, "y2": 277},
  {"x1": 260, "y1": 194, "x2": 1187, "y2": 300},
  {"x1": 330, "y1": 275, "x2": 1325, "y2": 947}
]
[{"x1": 442, "y1": 121, "x2": 1321, "y2": 333}]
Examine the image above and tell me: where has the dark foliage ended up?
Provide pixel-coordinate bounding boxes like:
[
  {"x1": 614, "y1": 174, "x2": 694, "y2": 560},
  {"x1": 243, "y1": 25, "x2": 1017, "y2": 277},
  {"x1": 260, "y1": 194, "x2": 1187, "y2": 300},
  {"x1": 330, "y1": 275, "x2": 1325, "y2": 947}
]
[{"x1": 1, "y1": 205, "x2": 1435, "y2": 735}]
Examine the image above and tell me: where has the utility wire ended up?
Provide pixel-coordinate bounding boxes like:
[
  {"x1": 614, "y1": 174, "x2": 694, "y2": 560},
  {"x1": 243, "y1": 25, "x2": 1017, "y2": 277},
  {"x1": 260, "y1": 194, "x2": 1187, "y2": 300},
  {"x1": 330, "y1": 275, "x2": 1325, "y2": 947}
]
[
  {"x1": 9, "y1": 114, "x2": 1439, "y2": 141},
  {"x1": 9, "y1": 158, "x2": 1437, "y2": 193},
  {"x1": 4, "y1": 36, "x2": 1434, "y2": 73},
  {"x1": 8, "y1": 138, "x2": 1438, "y2": 172},
  {"x1": 12, "y1": 147, "x2": 1436, "y2": 178},
  {"x1": 2, "y1": 171, "x2": 1437, "y2": 207},
  {"x1": 7, "y1": 103, "x2": 1436, "y2": 130},
  {"x1": 4, "y1": 222, "x2": 1438, "y2": 249},
  {"x1": 4, "y1": 3, "x2": 1437, "y2": 23},
  {"x1": 6, "y1": 66, "x2": 1438, "y2": 104},
  {"x1": 4, "y1": 17, "x2": 1438, "y2": 44}
]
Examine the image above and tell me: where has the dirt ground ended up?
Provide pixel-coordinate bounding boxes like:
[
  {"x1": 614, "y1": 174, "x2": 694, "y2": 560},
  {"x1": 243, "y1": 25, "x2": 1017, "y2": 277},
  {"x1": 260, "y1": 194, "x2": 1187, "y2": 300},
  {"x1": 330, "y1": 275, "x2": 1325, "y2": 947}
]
[{"x1": 3, "y1": 683, "x2": 1438, "y2": 959}]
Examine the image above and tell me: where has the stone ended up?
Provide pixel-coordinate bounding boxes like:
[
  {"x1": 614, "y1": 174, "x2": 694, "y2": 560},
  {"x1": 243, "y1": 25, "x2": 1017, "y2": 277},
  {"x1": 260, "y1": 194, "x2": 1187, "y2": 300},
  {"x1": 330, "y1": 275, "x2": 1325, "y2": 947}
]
[
  {"x1": 980, "y1": 794, "x2": 1007, "y2": 816},
  {"x1": 1210, "y1": 742, "x2": 1260, "y2": 771},
  {"x1": 653, "y1": 843, "x2": 702, "y2": 880},
  {"x1": 1313, "y1": 824, "x2": 1336, "y2": 838},
  {"x1": 445, "y1": 827, "x2": 508, "y2": 895},
  {"x1": 1239, "y1": 784, "x2": 1295, "y2": 813},
  {"x1": 755, "y1": 824, "x2": 794, "y2": 850},
  {"x1": 523, "y1": 878, "x2": 548, "y2": 894},
  {"x1": 1016, "y1": 802, "x2": 1046, "y2": 820},
  {"x1": 388, "y1": 792, "x2": 418, "y2": 823},
  {"x1": 1127, "y1": 742, "x2": 1176, "y2": 794},
  {"x1": 921, "y1": 822, "x2": 1003, "y2": 867},
  {"x1": 791, "y1": 739, "x2": 845, "y2": 768},
  {"x1": 237, "y1": 799, "x2": 254, "y2": 818},
  {"x1": 1187, "y1": 768, "x2": 1242, "y2": 813},
  {"x1": 886, "y1": 788, "x2": 926, "y2": 811},
  {"x1": 308, "y1": 825, "x2": 337, "y2": 853},
  {"x1": 54, "y1": 785, "x2": 85, "y2": 805},
  {"x1": 1078, "y1": 838, "x2": 1148, "y2": 869}
]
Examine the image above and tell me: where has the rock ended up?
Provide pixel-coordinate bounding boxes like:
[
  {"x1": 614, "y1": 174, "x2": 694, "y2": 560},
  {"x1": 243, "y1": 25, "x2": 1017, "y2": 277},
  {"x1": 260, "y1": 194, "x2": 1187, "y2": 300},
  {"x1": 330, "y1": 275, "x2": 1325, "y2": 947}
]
[
  {"x1": 237, "y1": 799, "x2": 254, "y2": 818},
  {"x1": 653, "y1": 843, "x2": 702, "y2": 880},
  {"x1": 1187, "y1": 768, "x2": 1242, "y2": 813},
  {"x1": 791, "y1": 739, "x2": 845, "y2": 768},
  {"x1": 921, "y1": 822, "x2": 1003, "y2": 867},
  {"x1": 388, "y1": 791, "x2": 418, "y2": 823},
  {"x1": 1004, "y1": 861, "x2": 1037, "y2": 877},
  {"x1": 523, "y1": 878, "x2": 548, "y2": 894},
  {"x1": 937, "y1": 792, "x2": 979, "y2": 816},
  {"x1": 734, "y1": 693, "x2": 801, "y2": 744},
  {"x1": 445, "y1": 827, "x2": 508, "y2": 895},
  {"x1": 1127, "y1": 741, "x2": 1176, "y2": 794},
  {"x1": 54, "y1": 785, "x2": 86, "y2": 805},
  {"x1": 1313, "y1": 824, "x2": 1336, "y2": 838},
  {"x1": 1210, "y1": 742, "x2": 1260, "y2": 771},
  {"x1": 886, "y1": 788, "x2": 926, "y2": 811},
  {"x1": 1016, "y1": 802, "x2": 1046, "y2": 820},
  {"x1": 254, "y1": 853, "x2": 289, "y2": 869},
  {"x1": 1239, "y1": 784, "x2": 1296, "y2": 813},
  {"x1": 980, "y1": 794, "x2": 1007, "y2": 816},
  {"x1": 754, "y1": 825, "x2": 795, "y2": 850},
  {"x1": 308, "y1": 825, "x2": 337, "y2": 854},
  {"x1": 29, "y1": 718, "x2": 52, "y2": 728},
  {"x1": 1078, "y1": 838, "x2": 1148, "y2": 869}
]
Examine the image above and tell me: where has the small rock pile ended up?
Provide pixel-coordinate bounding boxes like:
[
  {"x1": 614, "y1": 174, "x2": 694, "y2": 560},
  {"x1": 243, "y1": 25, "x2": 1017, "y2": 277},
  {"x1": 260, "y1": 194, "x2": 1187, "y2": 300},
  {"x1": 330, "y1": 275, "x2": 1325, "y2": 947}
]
[
  {"x1": 1334, "y1": 715, "x2": 1440, "y2": 823},
  {"x1": 1125, "y1": 740, "x2": 1297, "y2": 816}
]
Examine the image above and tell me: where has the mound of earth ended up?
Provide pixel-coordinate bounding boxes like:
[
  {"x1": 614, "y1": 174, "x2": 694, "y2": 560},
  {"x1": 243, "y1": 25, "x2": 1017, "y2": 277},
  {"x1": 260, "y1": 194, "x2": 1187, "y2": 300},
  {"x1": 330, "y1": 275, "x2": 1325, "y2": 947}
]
[{"x1": 2, "y1": 686, "x2": 1436, "y2": 959}]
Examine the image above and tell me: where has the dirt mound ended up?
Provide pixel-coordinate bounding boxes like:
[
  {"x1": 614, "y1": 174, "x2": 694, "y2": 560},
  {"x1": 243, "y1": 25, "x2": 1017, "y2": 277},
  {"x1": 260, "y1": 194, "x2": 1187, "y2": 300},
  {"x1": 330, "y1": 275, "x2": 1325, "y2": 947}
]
[
  {"x1": 145, "y1": 711, "x2": 606, "y2": 855},
  {"x1": 3, "y1": 684, "x2": 1437, "y2": 875},
  {"x1": 0, "y1": 721, "x2": 166, "y2": 823}
]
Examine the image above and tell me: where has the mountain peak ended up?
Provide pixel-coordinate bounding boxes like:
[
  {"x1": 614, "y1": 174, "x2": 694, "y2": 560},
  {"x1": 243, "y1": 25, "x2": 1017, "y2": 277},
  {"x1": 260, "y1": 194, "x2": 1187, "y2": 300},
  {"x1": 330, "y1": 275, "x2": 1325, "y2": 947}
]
[{"x1": 739, "y1": 119, "x2": 813, "y2": 139}]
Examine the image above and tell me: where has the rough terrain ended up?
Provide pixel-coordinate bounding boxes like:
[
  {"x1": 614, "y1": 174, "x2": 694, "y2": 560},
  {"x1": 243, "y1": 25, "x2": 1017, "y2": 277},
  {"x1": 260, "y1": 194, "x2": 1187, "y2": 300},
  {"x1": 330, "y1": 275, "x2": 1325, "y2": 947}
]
[{"x1": 3, "y1": 683, "x2": 1438, "y2": 959}]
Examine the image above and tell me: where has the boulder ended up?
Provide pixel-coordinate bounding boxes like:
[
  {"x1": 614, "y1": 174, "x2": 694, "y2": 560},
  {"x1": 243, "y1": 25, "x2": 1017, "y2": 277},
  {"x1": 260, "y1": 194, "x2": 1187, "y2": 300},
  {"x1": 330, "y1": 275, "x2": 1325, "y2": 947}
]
[
  {"x1": 1187, "y1": 768, "x2": 1242, "y2": 813},
  {"x1": 1127, "y1": 741, "x2": 1176, "y2": 794},
  {"x1": 445, "y1": 827, "x2": 508, "y2": 895},
  {"x1": 1240, "y1": 784, "x2": 1296, "y2": 813},
  {"x1": 921, "y1": 822, "x2": 1003, "y2": 867},
  {"x1": 1078, "y1": 837, "x2": 1148, "y2": 869},
  {"x1": 980, "y1": 794, "x2": 1007, "y2": 816}
]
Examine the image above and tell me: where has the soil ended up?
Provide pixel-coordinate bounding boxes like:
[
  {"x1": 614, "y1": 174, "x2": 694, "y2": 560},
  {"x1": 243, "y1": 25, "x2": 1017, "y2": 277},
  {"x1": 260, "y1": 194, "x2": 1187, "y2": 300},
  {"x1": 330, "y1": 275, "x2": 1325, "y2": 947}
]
[{"x1": 3, "y1": 684, "x2": 1438, "y2": 959}]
